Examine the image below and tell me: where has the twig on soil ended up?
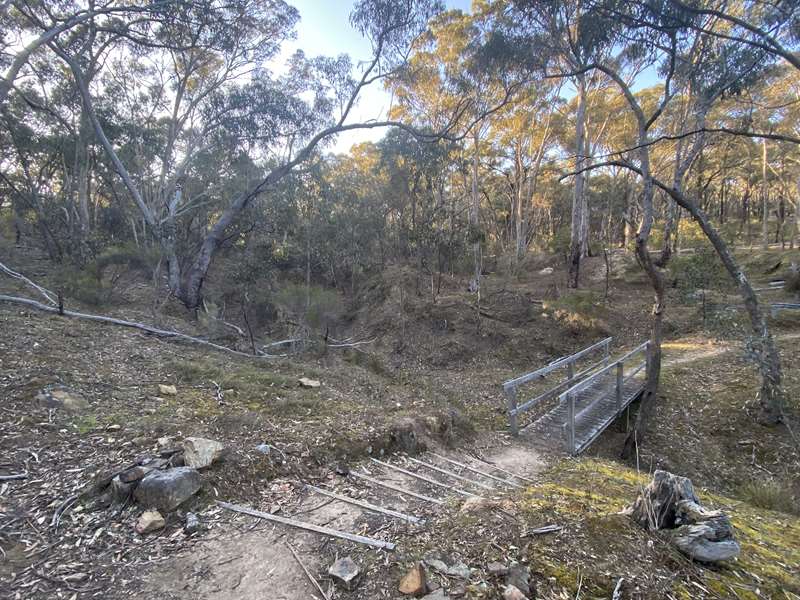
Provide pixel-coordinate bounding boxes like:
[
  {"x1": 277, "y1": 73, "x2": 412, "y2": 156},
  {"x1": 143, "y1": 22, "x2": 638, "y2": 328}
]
[
  {"x1": 0, "y1": 473, "x2": 27, "y2": 481},
  {"x1": 51, "y1": 494, "x2": 80, "y2": 530},
  {"x1": 370, "y1": 458, "x2": 481, "y2": 499},
  {"x1": 469, "y1": 454, "x2": 536, "y2": 484},
  {"x1": 523, "y1": 524, "x2": 563, "y2": 535},
  {"x1": 287, "y1": 542, "x2": 329, "y2": 600},
  {"x1": 350, "y1": 471, "x2": 445, "y2": 506},
  {"x1": 326, "y1": 337, "x2": 377, "y2": 348},
  {"x1": 216, "y1": 501, "x2": 396, "y2": 550},
  {"x1": 612, "y1": 578, "x2": 624, "y2": 600},
  {"x1": 306, "y1": 484, "x2": 424, "y2": 524},
  {"x1": 428, "y1": 452, "x2": 521, "y2": 488}
]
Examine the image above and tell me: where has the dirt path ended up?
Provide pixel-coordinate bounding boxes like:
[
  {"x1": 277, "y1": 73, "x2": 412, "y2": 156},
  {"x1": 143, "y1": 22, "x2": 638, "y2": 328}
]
[
  {"x1": 141, "y1": 440, "x2": 543, "y2": 600},
  {"x1": 139, "y1": 334, "x2": 800, "y2": 600},
  {"x1": 662, "y1": 332, "x2": 800, "y2": 368}
]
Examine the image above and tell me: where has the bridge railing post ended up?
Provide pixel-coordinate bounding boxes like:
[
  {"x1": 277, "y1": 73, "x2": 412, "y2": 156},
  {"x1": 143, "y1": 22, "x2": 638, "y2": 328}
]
[
  {"x1": 505, "y1": 386, "x2": 519, "y2": 437},
  {"x1": 615, "y1": 360, "x2": 623, "y2": 414},
  {"x1": 567, "y1": 361, "x2": 575, "y2": 385},
  {"x1": 566, "y1": 391, "x2": 576, "y2": 454},
  {"x1": 603, "y1": 339, "x2": 611, "y2": 366}
]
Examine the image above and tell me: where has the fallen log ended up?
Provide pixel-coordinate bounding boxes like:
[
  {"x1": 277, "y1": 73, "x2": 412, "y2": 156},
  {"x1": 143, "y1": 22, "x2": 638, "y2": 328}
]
[
  {"x1": 0, "y1": 294, "x2": 284, "y2": 359},
  {"x1": 0, "y1": 260, "x2": 57, "y2": 305}
]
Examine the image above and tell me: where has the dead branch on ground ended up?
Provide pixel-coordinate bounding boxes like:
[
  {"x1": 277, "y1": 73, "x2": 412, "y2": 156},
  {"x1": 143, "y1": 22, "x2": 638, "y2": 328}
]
[{"x1": 0, "y1": 294, "x2": 286, "y2": 359}]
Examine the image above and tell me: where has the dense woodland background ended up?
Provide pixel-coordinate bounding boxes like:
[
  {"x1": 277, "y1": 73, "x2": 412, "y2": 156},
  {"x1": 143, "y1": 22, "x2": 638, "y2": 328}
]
[
  {"x1": 3, "y1": 2, "x2": 800, "y2": 599},
  {"x1": 1, "y1": 0, "x2": 800, "y2": 435}
]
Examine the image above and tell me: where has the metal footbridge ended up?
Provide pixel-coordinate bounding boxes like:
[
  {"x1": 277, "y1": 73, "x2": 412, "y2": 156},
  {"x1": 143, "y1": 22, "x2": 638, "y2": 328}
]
[{"x1": 503, "y1": 337, "x2": 650, "y2": 455}]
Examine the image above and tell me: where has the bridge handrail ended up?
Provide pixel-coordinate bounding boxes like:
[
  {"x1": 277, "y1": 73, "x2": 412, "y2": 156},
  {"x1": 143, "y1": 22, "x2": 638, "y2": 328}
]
[
  {"x1": 502, "y1": 337, "x2": 612, "y2": 391},
  {"x1": 558, "y1": 341, "x2": 649, "y2": 399},
  {"x1": 510, "y1": 353, "x2": 611, "y2": 417},
  {"x1": 503, "y1": 337, "x2": 612, "y2": 436},
  {"x1": 560, "y1": 340, "x2": 650, "y2": 454}
]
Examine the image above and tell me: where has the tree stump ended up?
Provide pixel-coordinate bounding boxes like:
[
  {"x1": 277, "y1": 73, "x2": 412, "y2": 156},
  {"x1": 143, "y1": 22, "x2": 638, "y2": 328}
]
[{"x1": 627, "y1": 470, "x2": 740, "y2": 563}]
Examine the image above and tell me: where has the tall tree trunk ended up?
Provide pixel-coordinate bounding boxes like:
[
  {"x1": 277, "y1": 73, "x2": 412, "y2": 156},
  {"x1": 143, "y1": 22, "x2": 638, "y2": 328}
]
[
  {"x1": 665, "y1": 186, "x2": 783, "y2": 424},
  {"x1": 568, "y1": 76, "x2": 588, "y2": 288},
  {"x1": 762, "y1": 139, "x2": 769, "y2": 250},
  {"x1": 470, "y1": 132, "x2": 482, "y2": 295},
  {"x1": 622, "y1": 122, "x2": 665, "y2": 460},
  {"x1": 623, "y1": 183, "x2": 635, "y2": 250},
  {"x1": 612, "y1": 161, "x2": 786, "y2": 426},
  {"x1": 792, "y1": 177, "x2": 800, "y2": 249},
  {"x1": 514, "y1": 142, "x2": 526, "y2": 263}
]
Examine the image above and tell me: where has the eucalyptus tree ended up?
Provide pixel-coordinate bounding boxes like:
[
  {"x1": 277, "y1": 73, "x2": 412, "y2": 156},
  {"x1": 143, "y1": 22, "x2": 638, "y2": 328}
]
[
  {"x1": 0, "y1": 0, "x2": 184, "y2": 106},
  {"x1": 566, "y1": 0, "x2": 789, "y2": 427},
  {"x1": 389, "y1": 4, "x2": 526, "y2": 300},
  {"x1": 485, "y1": 80, "x2": 562, "y2": 262},
  {"x1": 503, "y1": 0, "x2": 619, "y2": 287},
  {"x1": 24, "y1": 0, "x2": 463, "y2": 309}
]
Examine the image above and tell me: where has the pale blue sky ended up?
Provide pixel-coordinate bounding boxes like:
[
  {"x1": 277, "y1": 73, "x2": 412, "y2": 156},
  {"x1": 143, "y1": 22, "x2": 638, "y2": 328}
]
[
  {"x1": 284, "y1": 0, "x2": 472, "y2": 152},
  {"x1": 284, "y1": 2, "x2": 661, "y2": 153}
]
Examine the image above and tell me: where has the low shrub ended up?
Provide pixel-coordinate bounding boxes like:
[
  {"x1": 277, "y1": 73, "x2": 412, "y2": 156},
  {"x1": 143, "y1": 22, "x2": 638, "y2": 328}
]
[
  {"x1": 55, "y1": 243, "x2": 159, "y2": 306},
  {"x1": 274, "y1": 283, "x2": 344, "y2": 330},
  {"x1": 737, "y1": 479, "x2": 798, "y2": 515}
]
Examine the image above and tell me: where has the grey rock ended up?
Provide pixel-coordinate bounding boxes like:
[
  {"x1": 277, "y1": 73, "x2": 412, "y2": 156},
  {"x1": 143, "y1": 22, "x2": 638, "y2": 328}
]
[
  {"x1": 487, "y1": 561, "x2": 508, "y2": 576},
  {"x1": 142, "y1": 457, "x2": 170, "y2": 469},
  {"x1": 134, "y1": 467, "x2": 202, "y2": 512},
  {"x1": 328, "y1": 556, "x2": 360, "y2": 589},
  {"x1": 503, "y1": 584, "x2": 529, "y2": 600},
  {"x1": 119, "y1": 466, "x2": 151, "y2": 484},
  {"x1": 135, "y1": 510, "x2": 166, "y2": 534},
  {"x1": 447, "y1": 563, "x2": 471, "y2": 579},
  {"x1": 110, "y1": 475, "x2": 134, "y2": 504},
  {"x1": 426, "y1": 559, "x2": 471, "y2": 580},
  {"x1": 184, "y1": 512, "x2": 201, "y2": 534},
  {"x1": 254, "y1": 443, "x2": 272, "y2": 455},
  {"x1": 506, "y1": 565, "x2": 531, "y2": 597},
  {"x1": 449, "y1": 582, "x2": 467, "y2": 597},
  {"x1": 425, "y1": 559, "x2": 449, "y2": 574},
  {"x1": 182, "y1": 437, "x2": 226, "y2": 469},
  {"x1": 422, "y1": 590, "x2": 448, "y2": 599},
  {"x1": 35, "y1": 386, "x2": 90, "y2": 413}
]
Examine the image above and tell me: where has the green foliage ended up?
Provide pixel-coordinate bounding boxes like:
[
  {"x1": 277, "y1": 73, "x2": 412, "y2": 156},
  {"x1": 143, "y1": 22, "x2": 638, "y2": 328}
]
[
  {"x1": 670, "y1": 246, "x2": 731, "y2": 325},
  {"x1": 72, "y1": 414, "x2": 98, "y2": 434},
  {"x1": 94, "y1": 243, "x2": 159, "y2": 276},
  {"x1": 273, "y1": 283, "x2": 344, "y2": 330},
  {"x1": 55, "y1": 243, "x2": 158, "y2": 306},
  {"x1": 466, "y1": 222, "x2": 485, "y2": 245},
  {"x1": 549, "y1": 224, "x2": 571, "y2": 257},
  {"x1": 543, "y1": 290, "x2": 609, "y2": 333}
]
